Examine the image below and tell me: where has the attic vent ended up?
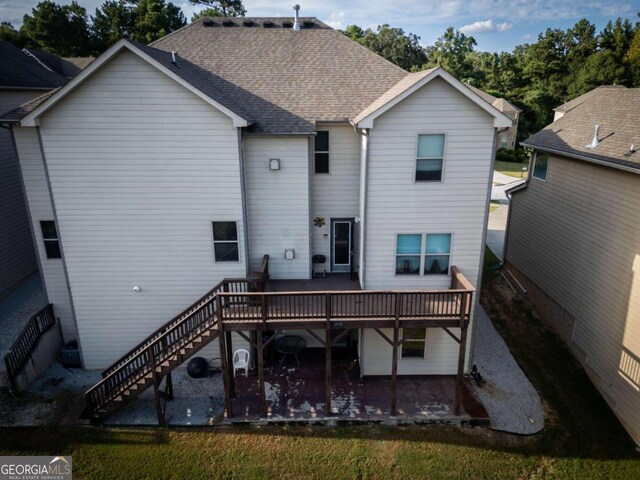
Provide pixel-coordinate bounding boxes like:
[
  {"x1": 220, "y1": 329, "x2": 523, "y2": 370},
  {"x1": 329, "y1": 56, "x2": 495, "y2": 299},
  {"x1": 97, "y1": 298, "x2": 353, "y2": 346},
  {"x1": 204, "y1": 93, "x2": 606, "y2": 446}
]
[
  {"x1": 262, "y1": 20, "x2": 274, "y2": 28},
  {"x1": 243, "y1": 19, "x2": 254, "y2": 27},
  {"x1": 202, "y1": 19, "x2": 214, "y2": 27},
  {"x1": 302, "y1": 20, "x2": 314, "y2": 28},
  {"x1": 282, "y1": 20, "x2": 293, "y2": 28},
  {"x1": 222, "y1": 20, "x2": 234, "y2": 27},
  {"x1": 585, "y1": 124, "x2": 601, "y2": 149}
]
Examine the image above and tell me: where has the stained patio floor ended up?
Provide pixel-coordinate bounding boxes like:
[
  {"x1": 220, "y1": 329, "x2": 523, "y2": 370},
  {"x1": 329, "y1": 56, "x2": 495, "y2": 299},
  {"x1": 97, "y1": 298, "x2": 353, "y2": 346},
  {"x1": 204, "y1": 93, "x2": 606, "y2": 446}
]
[{"x1": 225, "y1": 349, "x2": 488, "y2": 424}]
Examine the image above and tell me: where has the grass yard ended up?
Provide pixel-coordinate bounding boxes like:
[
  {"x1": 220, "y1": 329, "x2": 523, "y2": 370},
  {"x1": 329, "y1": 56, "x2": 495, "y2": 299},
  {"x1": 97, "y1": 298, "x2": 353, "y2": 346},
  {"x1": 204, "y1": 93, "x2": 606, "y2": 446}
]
[
  {"x1": 489, "y1": 201, "x2": 501, "y2": 213},
  {"x1": 0, "y1": 249, "x2": 638, "y2": 479},
  {"x1": 495, "y1": 160, "x2": 528, "y2": 178}
]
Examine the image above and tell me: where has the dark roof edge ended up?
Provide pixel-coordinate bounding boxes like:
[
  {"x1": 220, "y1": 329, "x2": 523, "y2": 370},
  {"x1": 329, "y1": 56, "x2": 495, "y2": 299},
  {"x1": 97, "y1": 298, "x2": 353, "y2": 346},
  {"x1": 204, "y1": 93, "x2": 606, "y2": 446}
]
[{"x1": 520, "y1": 142, "x2": 640, "y2": 175}]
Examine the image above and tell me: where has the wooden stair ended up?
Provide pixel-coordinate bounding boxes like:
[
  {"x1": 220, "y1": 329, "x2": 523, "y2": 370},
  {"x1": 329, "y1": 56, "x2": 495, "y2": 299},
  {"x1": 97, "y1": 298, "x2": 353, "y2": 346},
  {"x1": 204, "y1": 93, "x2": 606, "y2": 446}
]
[{"x1": 85, "y1": 256, "x2": 269, "y2": 423}]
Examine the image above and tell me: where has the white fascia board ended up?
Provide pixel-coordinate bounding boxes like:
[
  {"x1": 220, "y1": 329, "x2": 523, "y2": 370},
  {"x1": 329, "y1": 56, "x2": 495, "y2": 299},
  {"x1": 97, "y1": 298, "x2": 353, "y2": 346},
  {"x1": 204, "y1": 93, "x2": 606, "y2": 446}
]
[
  {"x1": 356, "y1": 67, "x2": 513, "y2": 129},
  {"x1": 21, "y1": 39, "x2": 249, "y2": 128}
]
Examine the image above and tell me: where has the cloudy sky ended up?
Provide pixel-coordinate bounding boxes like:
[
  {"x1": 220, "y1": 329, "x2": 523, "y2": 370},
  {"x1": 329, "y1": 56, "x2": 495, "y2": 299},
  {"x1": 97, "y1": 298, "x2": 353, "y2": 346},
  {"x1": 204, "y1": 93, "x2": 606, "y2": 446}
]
[{"x1": 1, "y1": 0, "x2": 638, "y2": 52}]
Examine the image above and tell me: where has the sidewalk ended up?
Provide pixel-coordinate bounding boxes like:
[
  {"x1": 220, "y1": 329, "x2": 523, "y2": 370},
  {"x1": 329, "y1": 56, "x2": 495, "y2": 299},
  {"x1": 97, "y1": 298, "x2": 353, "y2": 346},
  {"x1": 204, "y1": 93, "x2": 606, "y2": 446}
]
[{"x1": 487, "y1": 204, "x2": 509, "y2": 261}]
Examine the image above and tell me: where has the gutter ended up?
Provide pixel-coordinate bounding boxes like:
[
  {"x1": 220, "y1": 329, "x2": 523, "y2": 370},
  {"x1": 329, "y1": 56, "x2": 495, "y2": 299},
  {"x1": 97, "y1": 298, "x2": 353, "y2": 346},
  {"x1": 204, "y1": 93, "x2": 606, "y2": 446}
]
[{"x1": 350, "y1": 119, "x2": 369, "y2": 289}]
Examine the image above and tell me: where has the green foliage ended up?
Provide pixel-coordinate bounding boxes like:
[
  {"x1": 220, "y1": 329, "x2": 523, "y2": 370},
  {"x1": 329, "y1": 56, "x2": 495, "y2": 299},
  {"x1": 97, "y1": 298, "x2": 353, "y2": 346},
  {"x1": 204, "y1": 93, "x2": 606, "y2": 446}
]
[
  {"x1": 20, "y1": 1, "x2": 92, "y2": 56},
  {"x1": 188, "y1": 0, "x2": 246, "y2": 18},
  {"x1": 342, "y1": 24, "x2": 427, "y2": 71},
  {"x1": 570, "y1": 50, "x2": 627, "y2": 96},
  {"x1": 0, "y1": 22, "x2": 25, "y2": 47},
  {"x1": 129, "y1": 0, "x2": 186, "y2": 44},
  {"x1": 425, "y1": 27, "x2": 477, "y2": 81}
]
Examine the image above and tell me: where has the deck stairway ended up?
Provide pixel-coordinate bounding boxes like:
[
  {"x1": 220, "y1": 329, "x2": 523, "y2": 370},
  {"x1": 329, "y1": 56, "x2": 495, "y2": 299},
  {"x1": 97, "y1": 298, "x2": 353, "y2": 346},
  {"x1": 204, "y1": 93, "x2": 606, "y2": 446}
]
[{"x1": 84, "y1": 256, "x2": 269, "y2": 423}]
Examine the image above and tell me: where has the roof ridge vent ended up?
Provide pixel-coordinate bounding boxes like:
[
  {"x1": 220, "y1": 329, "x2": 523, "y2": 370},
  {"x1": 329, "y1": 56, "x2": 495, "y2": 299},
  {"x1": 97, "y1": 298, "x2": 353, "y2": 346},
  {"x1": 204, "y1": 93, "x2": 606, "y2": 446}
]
[
  {"x1": 293, "y1": 4, "x2": 301, "y2": 31},
  {"x1": 222, "y1": 19, "x2": 234, "y2": 27},
  {"x1": 202, "y1": 19, "x2": 214, "y2": 27},
  {"x1": 263, "y1": 20, "x2": 274, "y2": 28},
  {"x1": 243, "y1": 19, "x2": 254, "y2": 27},
  {"x1": 585, "y1": 124, "x2": 600, "y2": 149}
]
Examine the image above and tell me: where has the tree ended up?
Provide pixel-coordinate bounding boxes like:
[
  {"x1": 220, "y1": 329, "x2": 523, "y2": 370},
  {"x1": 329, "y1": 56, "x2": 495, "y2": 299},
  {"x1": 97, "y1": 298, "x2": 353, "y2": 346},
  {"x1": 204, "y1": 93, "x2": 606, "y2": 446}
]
[
  {"x1": 565, "y1": 19, "x2": 597, "y2": 70},
  {"x1": 91, "y1": 0, "x2": 186, "y2": 50},
  {"x1": 0, "y1": 22, "x2": 25, "y2": 47},
  {"x1": 569, "y1": 50, "x2": 627, "y2": 96},
  {"x1": 599, "y1": 18, "x2": 634, "y2": 61},
  {"x1": 342, "y1": 25, "x2": 364, "y2": 42},
  {"x1": 188, "y1": 0, "x2": 246, "y2": 17},
  {"x1": 20, "y1": 1, "x2": 92, "y2": 56},
  {"x1": 425, "y1": 28, "x2": 477, "y2": 81}
]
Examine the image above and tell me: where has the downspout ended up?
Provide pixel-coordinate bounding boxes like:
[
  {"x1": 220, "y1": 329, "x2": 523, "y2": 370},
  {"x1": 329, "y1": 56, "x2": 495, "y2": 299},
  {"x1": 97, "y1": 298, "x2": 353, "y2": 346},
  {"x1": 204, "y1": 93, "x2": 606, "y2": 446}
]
[
  {"x1": 350, "y1": 120, "x2": 369, "y2": 289},
  {"x1": 237, "y1": 128, "x2": 250, "y2": 275}
]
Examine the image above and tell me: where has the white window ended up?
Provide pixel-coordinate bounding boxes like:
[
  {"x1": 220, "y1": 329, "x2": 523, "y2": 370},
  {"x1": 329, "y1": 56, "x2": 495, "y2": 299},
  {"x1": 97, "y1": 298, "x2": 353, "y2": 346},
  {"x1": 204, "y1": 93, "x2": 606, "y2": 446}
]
[
  {"x1": 532, "y1": 153, "x2": 549, "y2": 181},
  {"x1": 402, "y1": 328, "x2": 427, "y2": 358},
  {"x1": 416, "y1": 134, "x2": 445, "y2": 181},
  {"x1": 396, "y1": 233, "x2": 452, "y2": 275},
  {"x1": 212, "y1": 222, "x2": 239, "y2": 262}
]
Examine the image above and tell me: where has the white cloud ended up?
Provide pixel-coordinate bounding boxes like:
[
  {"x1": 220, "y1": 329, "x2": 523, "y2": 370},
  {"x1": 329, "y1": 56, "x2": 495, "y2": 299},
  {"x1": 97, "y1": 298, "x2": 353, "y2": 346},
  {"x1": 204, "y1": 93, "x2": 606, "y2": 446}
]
[
  {"x1": 459, "y1": 19, "x2": 512, "y2": 34},
  {"x1": 522, "y1": 33, "x2": 532, "y2": 40}
]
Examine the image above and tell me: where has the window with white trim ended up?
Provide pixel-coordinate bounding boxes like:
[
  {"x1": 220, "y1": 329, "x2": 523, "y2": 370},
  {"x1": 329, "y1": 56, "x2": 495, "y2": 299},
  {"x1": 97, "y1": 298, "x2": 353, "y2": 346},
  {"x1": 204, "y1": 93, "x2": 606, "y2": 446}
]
[
  {"x1": 40, "y1": 221, "x2": 61, "y2": 259},
  {"x1": 402, "y1": 328, "x2": 427, "y2": 358},
  {"x1": 212, "y1": 222, "x2": 239, "y2": 262},
  {"x1": 314, "y1": 131, "x2": 329, "y2": 174},
  {"x1": 416, "y1": 134, "x2": 445, "y2": 181},
  {"x1": 395, "y1": 233, "x2": 452, "y2": 275},
  {"x1": 532, "y1": 153, "x2": 549, "y2": 181}
]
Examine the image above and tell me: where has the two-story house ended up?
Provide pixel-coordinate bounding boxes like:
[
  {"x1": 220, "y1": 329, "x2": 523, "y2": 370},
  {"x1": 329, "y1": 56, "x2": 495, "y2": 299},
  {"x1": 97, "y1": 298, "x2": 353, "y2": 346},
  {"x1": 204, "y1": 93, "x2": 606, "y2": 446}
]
[{"x1": 2, "y1": 13, "x2": 511, "y2": 423}]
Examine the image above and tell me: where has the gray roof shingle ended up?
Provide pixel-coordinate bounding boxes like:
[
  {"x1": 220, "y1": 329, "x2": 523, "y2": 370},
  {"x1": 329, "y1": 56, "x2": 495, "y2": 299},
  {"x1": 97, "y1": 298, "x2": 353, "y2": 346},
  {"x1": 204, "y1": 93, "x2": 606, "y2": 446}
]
[
  {"x1": 0, "y1": 41, "x2": 66, "y2": 89},
  {"x1": 523, "y1": 87, "x2": 640, "y2": 171},
  {"x1": 151, "y1": 17, "x2": 407, "y2": 133}
]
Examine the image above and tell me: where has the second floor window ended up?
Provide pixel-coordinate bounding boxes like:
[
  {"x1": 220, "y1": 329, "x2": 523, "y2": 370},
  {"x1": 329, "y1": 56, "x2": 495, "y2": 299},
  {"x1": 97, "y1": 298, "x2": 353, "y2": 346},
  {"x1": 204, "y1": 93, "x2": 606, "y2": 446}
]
[
  {"x1": 212, "y1": 221, "x2": 239, "y2": 262},
  {"x1": 40, "y1": 221, "x2": 61, "y2": 259},
  {"x1": 314, "y1": 131, "x2": 329, "y2": 174},
  {"x1": 532, "y1": 153, "x2": 549, "y2": 181},
  {"x1": 416, "y1": 134, "x2": 445, "y2": 182},
  {"x1": 396, "y1": 233, "x2": 452, "y2": 275}
]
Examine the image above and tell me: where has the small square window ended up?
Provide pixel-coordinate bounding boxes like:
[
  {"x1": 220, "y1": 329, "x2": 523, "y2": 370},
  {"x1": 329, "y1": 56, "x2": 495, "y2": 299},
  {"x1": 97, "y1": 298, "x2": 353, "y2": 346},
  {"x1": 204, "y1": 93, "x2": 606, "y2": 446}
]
[
  {"x1": 314, "y1": 131, "x2": 329, "y2": 173},
  {"x1": 40, "y1": 221, "x2": 61, "y2": 259},
  {"x1": 533, "y1": 153, "x2": 549, "y2": 181},
  {"x1": 212, "y1": 221, "x2": 239, "y2": 262},
  {"x1": 416, "y1": 134, "x2": 445, "y2": 181},
  {"x1": 402, "y1": 328, "x2": 426, "y2": 358}
]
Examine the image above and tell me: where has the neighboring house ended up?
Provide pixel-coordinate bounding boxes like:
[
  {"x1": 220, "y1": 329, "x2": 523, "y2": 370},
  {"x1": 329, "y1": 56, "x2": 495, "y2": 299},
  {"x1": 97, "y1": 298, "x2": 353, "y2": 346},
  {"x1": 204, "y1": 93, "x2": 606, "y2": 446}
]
[
  {"x1": 3, "y1": 14, "x2": 511, "y2": 420},
  {"x1": 504, "y1": 87, "x2": 639, "y2": 445},
  {"x1": 552, "y1": 85, "x2": 627, "y2": 121},
  {"x1": 0, "y1": 41, "x2": 66, "y2": 298},
  {"x1": 466, "y1": 83, "x2": 520, "y2": 149}
]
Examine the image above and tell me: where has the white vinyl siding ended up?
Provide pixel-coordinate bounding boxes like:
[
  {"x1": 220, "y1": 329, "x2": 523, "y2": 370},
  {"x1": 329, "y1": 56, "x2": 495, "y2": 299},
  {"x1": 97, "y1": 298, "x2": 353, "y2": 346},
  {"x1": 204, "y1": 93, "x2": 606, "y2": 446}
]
[
  {"x1": 311, "y1": 124, "x2": 360, "y2": 273},
  {"x1": 244, "y1": 136, "x2": 310, "y2": 279},
  {"x1": 35, "y1": 50, "x2": 246, "y2": 369},
  {"x1": 507, "y1": 154, "x2": 640, "y2": 445},
  {"x1": 12, "y1": 126, "x2": 76, "y2": 341}
]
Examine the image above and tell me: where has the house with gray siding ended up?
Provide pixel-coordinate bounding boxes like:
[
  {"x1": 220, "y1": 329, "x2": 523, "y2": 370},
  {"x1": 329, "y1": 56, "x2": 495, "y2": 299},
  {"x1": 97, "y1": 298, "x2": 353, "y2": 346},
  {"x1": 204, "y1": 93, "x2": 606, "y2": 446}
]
[
  {"x1": 505, "y1": 86, "x2": 640, "y2": 445},
  {"x1": 3, "y1": 13, "x2": 512, "y2": 422},
  {"x1": 0, "y1": 41, "x2": 67, "y2": 298}
]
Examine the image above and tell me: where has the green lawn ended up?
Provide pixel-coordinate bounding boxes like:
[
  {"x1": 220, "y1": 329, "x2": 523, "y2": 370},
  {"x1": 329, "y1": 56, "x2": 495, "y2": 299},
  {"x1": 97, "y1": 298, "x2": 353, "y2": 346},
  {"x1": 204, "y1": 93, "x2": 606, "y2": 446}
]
[
  {"x1": 495, "y1": 160, "x2": 528, "y2": 178},
  {"x1": 1, "y1": 251, "x2": 638, "y2": 479}
]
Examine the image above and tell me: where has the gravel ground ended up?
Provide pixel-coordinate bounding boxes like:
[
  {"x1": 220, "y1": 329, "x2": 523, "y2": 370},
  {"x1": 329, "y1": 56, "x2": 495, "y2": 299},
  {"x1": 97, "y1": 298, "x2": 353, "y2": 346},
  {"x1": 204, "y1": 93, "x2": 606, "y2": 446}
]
[
  {"x1": 0, "y1": 273, "x2": 47, "y2": 373},
  {"x1": 0, "y1": 363, "x2": 100, "y2": 426},
  {"x1": 107, "y1": 368, "x2": 224, "y2": 426},
  {"x1": 470, "y1": 306, "x2": 544, "y2": 434}
]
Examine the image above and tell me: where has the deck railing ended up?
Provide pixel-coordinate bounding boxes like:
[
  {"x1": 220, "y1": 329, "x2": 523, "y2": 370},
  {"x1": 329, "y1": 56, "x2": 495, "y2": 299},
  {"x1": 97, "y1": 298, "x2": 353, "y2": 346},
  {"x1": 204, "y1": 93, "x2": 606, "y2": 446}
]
[
  {"x1": 86, "y1": 256, "x2": 270, "y2": 418},
  {"x1": 4, "y1": 304, "x2": 56, "y2": 389}
]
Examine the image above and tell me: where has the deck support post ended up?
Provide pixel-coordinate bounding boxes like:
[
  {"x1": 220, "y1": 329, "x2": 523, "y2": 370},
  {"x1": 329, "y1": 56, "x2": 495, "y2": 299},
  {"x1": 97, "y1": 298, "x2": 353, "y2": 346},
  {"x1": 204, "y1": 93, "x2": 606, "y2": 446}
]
[
  {"x1": 225, "y1": 331, "x2": 235, "y2": 398},
  {"x1": 454, "y1": 292, "x2": 470, "y2": 416},
  {"x1": 391, "y1": 293, "x2": 400, "y2": 416},
  {"x1": 165, "y1": 372, "x2": 174, "y2": 401},
  {"x1": 325, "y1": 293, "x2": 332, "y2": 417},
  {"x1": 217, "y1": 296, "x2": 233, "y2": 418},
  {"x1": 257, "y1": 328, "x2": 266, "y2": 417},
  {"x1": 148, "y1": 345, "x2": 164, "y2": 425}
]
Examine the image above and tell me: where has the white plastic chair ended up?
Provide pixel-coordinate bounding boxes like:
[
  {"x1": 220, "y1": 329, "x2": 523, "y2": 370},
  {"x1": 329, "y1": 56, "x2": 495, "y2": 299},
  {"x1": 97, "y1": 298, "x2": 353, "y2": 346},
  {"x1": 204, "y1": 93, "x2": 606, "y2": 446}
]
[{"x1": 233, "y1": 349, "x2": 250, "y2": 377}]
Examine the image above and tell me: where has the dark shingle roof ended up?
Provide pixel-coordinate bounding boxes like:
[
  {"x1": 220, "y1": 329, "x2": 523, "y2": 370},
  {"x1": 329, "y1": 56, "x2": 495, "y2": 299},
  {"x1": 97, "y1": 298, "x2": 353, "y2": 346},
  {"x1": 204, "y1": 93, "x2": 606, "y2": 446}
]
[
  {"x1": 0, "y1": 41, "x2": 66, "y2": 89},
  {"x1": 465, "y1": 83, "x2": 521, "y2": 114},
  {"x1": 151, "y1": 17, "x2": 407, "y2": 133},
  {"x1": 25, "y1": 49, "x2": 95, "y2": 78},
  {"x1": 523, "y1": 87, "x2": 640, "y2": 171}
]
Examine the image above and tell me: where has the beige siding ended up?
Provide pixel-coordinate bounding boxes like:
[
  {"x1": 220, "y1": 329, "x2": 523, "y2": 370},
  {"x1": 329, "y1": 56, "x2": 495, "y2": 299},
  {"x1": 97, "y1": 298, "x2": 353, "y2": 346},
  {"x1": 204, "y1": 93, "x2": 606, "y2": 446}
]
[
  {"x1": 507, "y1": 154, "x2": 640, "y2": 445},
  {"x1": 311, "y1": 124, "x2": 360, "y2": 273},
  {"x1": 361, "y1": 328, "x2": 460, "y2": 375},
  {"x1": 244, "y1": 136, "x2": 310, "y2": 279},
  {"x1": 361, "y1": 77, "x2": 494, "y2": 375},
  {"x1": 36, "y1": 50, "x2": 246, "y2": 369},
  {"x1": 12, "y1": 127, "x2": 76, "y2": 340}
]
